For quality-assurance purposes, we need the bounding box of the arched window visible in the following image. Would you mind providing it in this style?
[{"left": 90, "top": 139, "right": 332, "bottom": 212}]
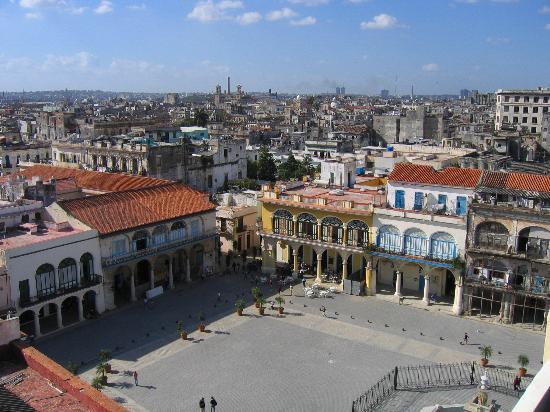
[
  {"left": 377, "top": 225, "right": 401, "bottom": 252},
  {"left": 404, "top": 228, "right": 428, "bottom": 257},
  {"left": 346, "top": 220, "right": 369, "bottom": 247},
  {"left": 475, "top": 222, "right": 509, "bottom": 251},
  {"left": 152, "top": 226, "right": 168, "bottom": 246},
  {"left": 273, "top": 209, "right": 293, "bottom": 236},
  {"left": 58, "top": 258, "right": 78, "bottom": 290},
  {"left": 430, "top": 232, "right": 457, "bottom": 260},
  {"left": 170, "top": 221, "right": 186, "bottom": 241},
  {"left": 36, "top": 264, "right": 56, "bottom": 297},
  {"left": 132, "top": 230, "right": 149, "bottom": 251},
  {"left": 321, "top": 217, "right": 343, "bottom": 244},
  {"left": 80, "top": 253, "right": 94, "bottom": 281},
  {"left": 517, "top": 226, "right": 550, "bottom": 259},
  {"left": 297, "top": 213, "right": 318, "bottom": 240}
]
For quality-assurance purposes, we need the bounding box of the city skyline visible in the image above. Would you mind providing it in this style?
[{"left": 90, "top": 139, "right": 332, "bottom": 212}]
[{"left": 0, "top": 0, "right": 549, "bottom": 94}]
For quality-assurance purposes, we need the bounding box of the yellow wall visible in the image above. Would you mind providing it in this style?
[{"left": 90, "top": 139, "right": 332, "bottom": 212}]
[{"left": 545, "top": 320, "right": 550, "bottom": 364}]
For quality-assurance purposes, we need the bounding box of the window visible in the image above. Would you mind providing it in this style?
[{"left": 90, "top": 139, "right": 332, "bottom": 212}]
[
  {"left": 532, "top": 127, "right": 537, "bottom": 133},
  {"left": 523, "top": 107, "right": 528, "bottom": 114},
  {"left": 19, "top": 280, "right": 30, "bottom": 304},
  {"left": 532, "top": 117, "right": 538, "bottom": 124},
  {"left": 395, "top": 190, "right": 405, "bottom": 209},
  {"left": 190, "top": 220, "right": 201, "bottom": 237},
  {"left": 413, "top": 192, "right": 423, "bottom": 211},
  {"left": 207, "top": 175, "right": 212, "bottom": 188},
  {"left": 36, "top": 264, "right": 56, "bottom": 297},
  {"left": 58, "top": 258, "right": 78, "bottom": 289},
  {"left": 534, "top": 97, "right": 539, "bottom": 103},
  {"left": 544, "top": 107, "right": 549, "bottom": 113},
  {"left": 514, "top": 106, "right": 519, "bottom": 113},
  {"left": 544, "top": 97, "right": 549, "bottom": 103},
  {"left": 533, "top": 107, "right": 539, "bottom": 113},
  {"left": 514, "top": 96, "right": 520, "bottom": 102},
  {"left": 224, "top": 149, "right": 228, "bottom": 158},
  {"left": 504, "top": 96, "right": 510, "bottom": 102},
  {"left": 522, "top": 117, "right": 528, "bottom": 124},
  {"left": 524, "top": 96, "right": 529, "bottom": 102},
  {"left": 513, "top": 117, "right": 518, "bottom": 123},
  {"left": 438, "top": 194, "right": 447, "bottom": 208},
  {"left": 456, "top": 196, "right": 467, "bottom": 216},
  {"left": 112, "top": 239, "right": 127, "bottom": 256},
  {"left": 503, "top": 116, "right": 509, "bottom": 123},
  {"left": 503, "top": 106, "right": 509, "bottom": 112}
]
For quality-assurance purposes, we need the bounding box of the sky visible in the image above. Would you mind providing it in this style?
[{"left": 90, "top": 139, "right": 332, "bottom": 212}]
[{"left": 0, "top": 0, "right": 549, "bottom": 95}]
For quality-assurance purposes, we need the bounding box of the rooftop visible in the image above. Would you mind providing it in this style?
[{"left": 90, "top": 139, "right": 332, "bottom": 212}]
[
  {"left": 0, "top": 224, "right": 84, "bottom": 251},
  {"left": 389, "top": 163, "right": 482, "bottom": 188}
]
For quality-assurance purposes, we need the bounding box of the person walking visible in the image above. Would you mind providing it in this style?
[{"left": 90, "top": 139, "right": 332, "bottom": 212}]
[
  {"left": 320, "top": 305, "right": 327, "bottom": 317},
  {"left": 210, "top": 396, "right": 217, "bottom": 411},
  {"left": 199, "top": 397, "right": 206, "bottom": 412},
  {"left": 513, "top": 375, "right": 521, "bottom": 391},
  {"left": 463, "top": 332, "right": 469, "bottom": 345},
  {"left": 289, "top": 284, "right": 293, "bottom": 296},
  {"left": 133, "top": 371, "right": 138, "bottom": 386},
  {"left": 302, "top": 277, "right": 306, "bottom": 288}
]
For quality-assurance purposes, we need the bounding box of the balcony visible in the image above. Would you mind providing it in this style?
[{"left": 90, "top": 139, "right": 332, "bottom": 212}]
[
  {"left": 469, "top": 235, "right": 550, "bottom": 262},
  {"left": 465, "top": 271, "right": 549, "bottom": 296},
  {"left": 102, "top": 230, "right": 218, "bottom": 268},
  {"left": 19, "top": 274, "right": 102, "bottom": 309},
  {"left": 375, "top": 233, "right": 459, "bottom": 261}
]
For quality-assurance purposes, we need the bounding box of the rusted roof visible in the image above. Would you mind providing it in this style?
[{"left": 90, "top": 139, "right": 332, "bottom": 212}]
[
  {"left": 59, "top": 183, "right": 216, "bottom": 235},
  {"left": 388, "top": 163, "right": 482, "bottom": 188},
  {"left": 21, "top": 165, "right": 169, "bottom": 193},
  {"left": 479, "top": 171, "right": 550, "bottom": 194}
]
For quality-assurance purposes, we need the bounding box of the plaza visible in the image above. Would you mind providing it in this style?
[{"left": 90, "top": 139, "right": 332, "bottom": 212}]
[{"left": 35, "top": 275, "right": 544, "bottom": 412}]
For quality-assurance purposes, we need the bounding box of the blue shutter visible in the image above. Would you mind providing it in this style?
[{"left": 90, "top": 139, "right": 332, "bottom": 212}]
[
  {"left": 414, "top": 192, "right": 423, "bottom": 211},
  {"left": 395, "top": 190, "right": 405, "bottom": 209},
  {"left": 456, "top": 196, "right": 467, "bottom": 215},
  {"left": 438, "top": 194, "right": 447, "bottom": 206}
]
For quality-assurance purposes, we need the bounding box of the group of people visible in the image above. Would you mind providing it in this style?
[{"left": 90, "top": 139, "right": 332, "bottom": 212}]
[{"left": 199, "top": 396, "right": 217, "bottom": 411}]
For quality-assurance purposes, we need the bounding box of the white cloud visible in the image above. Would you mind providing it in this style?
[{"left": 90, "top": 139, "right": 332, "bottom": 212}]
[
  {"left": 266, "top": 8, "right": 296, "bottom": 21},
  {"left": 0, "top": 55, "right": 33, "bottom": 72},
  {"left": 236, "top": 11, "right": 261, "bottom": 25},
  {"left": 187, "top": 0, "right": 243, "bottom": 22},
  {"left": 288, "top": 0, "right": 328, "bottom": 5},
  {"left": 109, "top": 58, "right": 165, "bottom": 74},
  {"left": 422, "top": 63, "right": 439, "bottom": 72},
  {"left": 347, "top": 0, "right": 370, "bottom": 3},
  {"left": 486, "top": 36, "right": 510, "bottom": 45},
  {"left": 290, "top": 16, "right": 316, "bottom": 26},
  {"left": 360, "top": 14, "right": 401, "bottom": 30},
  {"left": 25, "top": 11, "right": 42, "bottom": 19},
  {"left": 545, "top": 23, "right": 550, "bottom": 30},
  {"left": 19, "top": 0, "right": 65, "bottom": 8},
  {"left": 540, "top": 6, "right": 550, "bottom": 14},
  {"left": 42, "top": 51, "right": 95, "bottom": 71},
  {"left": 127, "top": 3, "right": 146, "bottom": 11},
  {"left": 94, "top": 0, "right": 113, "bottom": 14}
]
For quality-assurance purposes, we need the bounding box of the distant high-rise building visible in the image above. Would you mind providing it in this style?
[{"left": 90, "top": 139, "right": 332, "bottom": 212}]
[
  {"left": 341, "top": 86, "right": 345, "bottom": 95},
  {"left": 335, "top": 87, "right": 341, "bottom": 96},
  {"left": 164, "top": 93, "right": 179, "bottom": 105},
  {"left": 460, "top": 89, "right": 471, "bottom": 99},
  {"left": 381, "top": 89, "right": 389, "bottom": 98},
  {"left": 227, "top": 77, "right": 231, "bottom": 95}
]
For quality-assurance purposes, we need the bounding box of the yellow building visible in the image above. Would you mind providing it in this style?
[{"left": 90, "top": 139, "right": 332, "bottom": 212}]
[{"left": 258, "top": 181, "right": 385, "bottom": 295}]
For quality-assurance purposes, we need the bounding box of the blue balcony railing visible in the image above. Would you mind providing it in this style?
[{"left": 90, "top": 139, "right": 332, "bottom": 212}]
[{"left": 376, "top": 233, "right": 457, "bottom": 260}]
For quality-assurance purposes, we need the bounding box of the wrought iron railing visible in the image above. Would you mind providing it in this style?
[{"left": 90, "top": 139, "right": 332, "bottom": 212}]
[{"left": 376, "top": 233, "right": 458, "bottom": 260}]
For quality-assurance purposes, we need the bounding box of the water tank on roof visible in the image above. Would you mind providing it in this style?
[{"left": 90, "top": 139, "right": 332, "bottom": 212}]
[{"left": 387, "top": 146, "right": 394, "bottom": 152}]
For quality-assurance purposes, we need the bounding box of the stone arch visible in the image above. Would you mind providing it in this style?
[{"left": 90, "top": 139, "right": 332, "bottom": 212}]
[
  {"left": 58, "top": 258, "right": 78, "bottom": 290},
  {"left": 400, "top": 261, "right": 425, "bottom": 293},
  {"left": 403, "top": 228, "right": 428, "bottom": 257},
  {"left": 61, "top": 295, "right": 79, "bottom": 327},
  {"left": 153, "top": 254, "right": 171, "bottom": 287},
  {"left": 113, "top": 265, "right": 133, "bottom": 306},
  {"left": 273, "top": 209, "right": 293, "bottom": 235},
  {"left": 377, "top": 225, "right": 401, "bottom": 252},
  {"left": 82, "top": 290, "right": 98, "bottom": 317},
  {"left": 190, "top": 245, "right": 204, "bottom": 280},
  {"left": 320, "top": 216, "right": 344, "bottom": 244},
  {"left": 430, "top": 232, "right": 457, "bottom": 260},
  {"left": 38, "top": 302, "right": 58, "bottom": 334},
  {"left": 475, "top": 221, "right": 509, "bottom": 251},
  {"left": 80, "top": 253, "right": 94, "bottom": 281},
  {"left": 19, "top": 310, "right": 36, "bottom": 337},
  {"left": 35, "top": 263, "right": 56, "bottom": 298},
  {"left": 297, "top": 213, "right": 318, "bottom": 240},
  {"left": 152, "top": 225, "right": 169, "bottom": 246},
  {"left": 517, "top": 226, "right": 550, "bottom": 258},
  {"left": 170, "top": 221, "right": 186, "bottom": 241},
  {"left": 173, "top": 248, "right": 188, "bottom": 282},
  {"left": 346, "top": 219, "right": 369, "bottom": 247},
  {"left": 135, "top": 259, "right": 151, "bottom": 286}
]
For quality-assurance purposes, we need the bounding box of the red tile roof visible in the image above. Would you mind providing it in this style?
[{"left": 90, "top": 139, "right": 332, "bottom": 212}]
[
  {"left": 21, "top": 165, "right": 169, "bottom": 193},
  {"left": 59, "top": 183, "right": 216, "bottom": 235},
  {"left": 388, "top": 163, "right": 482, "bottom": 188},
  {"left": 481, "top": 171, "right": 550, "bottom": 194}
]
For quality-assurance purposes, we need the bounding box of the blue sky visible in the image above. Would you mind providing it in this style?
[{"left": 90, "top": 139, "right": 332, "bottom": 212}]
[{"left": 0, "top": 0, "right": 549, "bottom": 94}]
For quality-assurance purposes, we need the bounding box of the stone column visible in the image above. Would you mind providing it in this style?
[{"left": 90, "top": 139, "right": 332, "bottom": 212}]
[
  {"left": 453, "top": 280, "right": 464, "bottom": 315},
  {"left": 186, "top": 257, "right": 191, "bottom": 283},
  {"left": 316, "top": 253, "right": 323, "bottom": 283},
  {"left": 130, "top": 274, "right": 136, "bottom": 302},
  {"left": 149, "top": 265, "right": 155, "bottom": 290},
  {"left": 423, "top": 275, "right": 431, "bottom": 305},
  {"left": 293, "top": 218, "right": 298, "bottom": 237},
  {"left": 33, "top": 312, "right": 41, "bottom": 337},
  {"left": 342, "top": 256, "right": 348, "bottom": 281},
  {"left": 316, "top": 224, "right": 321, "bottom": 241},
  {"left": 77, "top": 297, "right": 84, "bottom": 322},
  {"left": 342, "top": 224, "right": 348, "bottom": 246},
  {"left": 502, "top": 293, "right": 512, "bottom": 324},
  {"left": 394, "top": 270, "right": 402, "bottom": 297},
  {"left": 365, "top": 261, "right": 376, "bottom": 296},
  {"left": 56, "top": 304, "right": 63, "bottom": 329},
  {"left": 168, "top": 257, "right": 174, "bottom": 289},
  {"left": 293, "top": 249, "right": 299, "bottom": 274}
]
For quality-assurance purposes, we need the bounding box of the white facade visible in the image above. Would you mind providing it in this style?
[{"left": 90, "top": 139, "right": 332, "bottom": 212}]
[
  {"left": 495, "top": 88, "right": 550, "bottom": 133},
  {"left": 319, "top": 159, "right": 356, "bottom": 188}
]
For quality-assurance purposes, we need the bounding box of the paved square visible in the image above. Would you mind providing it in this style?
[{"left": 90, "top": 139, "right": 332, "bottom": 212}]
[{"left": 35, "top": 276, "right": 544, "bottom": 411}]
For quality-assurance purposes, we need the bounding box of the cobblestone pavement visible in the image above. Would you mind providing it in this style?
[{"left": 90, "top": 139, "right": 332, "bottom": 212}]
[{"left": 35, "top": 275, "right": 544, "bottom": 412}]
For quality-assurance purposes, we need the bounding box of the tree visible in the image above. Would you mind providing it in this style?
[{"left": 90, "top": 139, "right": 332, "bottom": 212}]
[
  {"left": 194, "top": 109, "right": 209, "bottom": 127},
  {"left": 247, "top": 159, "right": 258, "bottom": 179},
  {"left": 278, "top": 153, "right": 302, "bottom": 181},
  {"left": 257, "top": 146, "right": 277, "bottom": 181},
  {"left": 301, "top": 154, "right": 316, "bottom": 178}
]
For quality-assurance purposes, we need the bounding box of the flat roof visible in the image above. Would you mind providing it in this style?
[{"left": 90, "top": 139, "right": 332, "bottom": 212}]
[{"left": 0, "top": 225, "right": 85, "bottom": 251}]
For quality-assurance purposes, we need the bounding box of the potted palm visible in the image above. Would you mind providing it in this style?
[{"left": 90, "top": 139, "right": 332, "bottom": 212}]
[
  {"left": 517, "top": 354, "right": 529, "bottom": 377},
  {"left": 198, "top": 312, "right": 206, "bottom": 332},
  {"left": 235, "top": 299, "right": 246, "bottom": 316},
  {"left": 95, "top": 362, "right": 109, "bottom": 385},
  {"left": 91, "top": 376, "right": 104, "bottom": 391},
  {"left": 275, "top": 296, "right": 285, "bottom": 315},
  {"left": 99, "top": 349, "right": 112, "bottom": 373},
  {"left": 176, "top": 321, "right": 187, "bottom": 340},
  {"left": 257, "top": 296, "right": 267, "bottom": 315},
  {"left": 251, "top": 287, "right": 262, "bottom": 308},
  {"left": 479, "top": 345, "right": 492, "bottom": 367}
]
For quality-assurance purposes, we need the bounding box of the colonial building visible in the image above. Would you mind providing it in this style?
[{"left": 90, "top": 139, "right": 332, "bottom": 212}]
[
  {"left": 258, "top": 180, "right": 386, "bottom": 294},
  {"left": 371, "top": 163, "right": 482, "bottom": 314},
  {"left": 464, "top": 170, "right": 550, "bottom": 327},
  {"left": 495, "top": 87, "right": 550, "bottom": 134}
]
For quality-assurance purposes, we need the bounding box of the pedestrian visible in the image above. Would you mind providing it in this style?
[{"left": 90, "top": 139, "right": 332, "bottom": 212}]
[
  {"left": 320, "top": 305, "right": 327, "bottom": 317},
  {"left": 210, "top": 396, "right": 217, "bottom": 411},
  {"left": 302, "top": 278, "right": 306, "bottom": 288},
  {"left": 463, "top": 332, "right": 469, "bottom": 345},
  {"left": 232, "top": 262, "right": 236, "bottom": 273},
  {"left": 133, "top": 371, "right": 138, "bottom": 386},
  {"left": 289, "top": 284, "right": 293, "bottom": 296},
  {"left": 278, "top": 285, "right": 282, "bottom": 295},
  {"left": 269, "top": 277, "right": 272, "bottom": 287},
  {"left": 513, "top": 375, "right": 521, "bottom": 391},
  {"left": 199, "top": 397, "right": 206, "bottom": 412},
  {"left": 217, "top": 292, "right": 221, "bottom": 302}
]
